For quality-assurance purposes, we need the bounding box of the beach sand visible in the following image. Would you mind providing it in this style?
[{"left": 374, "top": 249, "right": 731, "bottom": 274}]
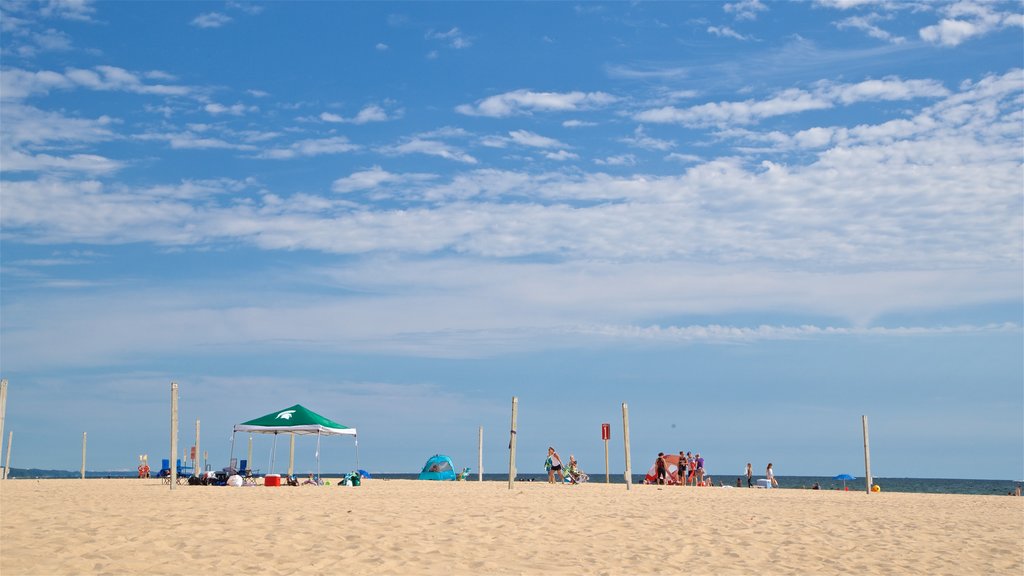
[{"left": 1, "top": 478, "right": 1021, "bottom": 575}]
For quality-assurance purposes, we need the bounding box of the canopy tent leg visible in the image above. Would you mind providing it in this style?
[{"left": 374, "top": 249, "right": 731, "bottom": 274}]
[
  {"left": 229, "top": 432, "right": 236, "bottom": 473},
  {"left": 315, "top": 431, "right": 321, "bottom": 481},
  {"left": 354, "top": 435, "right": 360, "bottom": 471},
  {"left": 270, "top": 432, "right": 278, "bottom": 474}
]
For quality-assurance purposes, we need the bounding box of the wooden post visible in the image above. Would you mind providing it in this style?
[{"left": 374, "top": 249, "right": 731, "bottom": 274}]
[
  {"left": 622, "top": 403, "right": 632, "bottom": 490},
  {"left": 0, "top": 379, "right": 7, "bottom": 480},
  {"left": 170, "top": 382, "right": 178, "bottom": 490},
  {"left": 478, "top": 426, "right": 483, "bottom": 482},
  {"left": 508, "top": 397, "right": 518, "bottom": 490},
  {"left": 862, "top": 415, "right": 872, "bottom": 493},
  {"left": 80, "top": 432, "right": 87, "bottom": 480},
  {"left": 3, "top": 431, "right": 12, "bottom": 480},
  {"left": 288, "top": 434, "right": 295, "bottom": 477},
  {"left": 194, "top": 419, "right": 200, "bottom": 475},
  {"left": 604, "top": 437, "right": 610, "bottom": 484}
]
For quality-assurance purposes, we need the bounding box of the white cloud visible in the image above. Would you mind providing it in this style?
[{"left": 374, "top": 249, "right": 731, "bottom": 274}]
[
  {"left": 191, "top": 12, "right": 232, "bottom": 28},
  {"left": 0, "top": 148, "right": 123, "bottom": 174},
  {"left": 620, "top": 126, "right": 675, "bottom": 151},
  {"left": 205, "top": 102, "right": 259, "bottom": 116},
  {"left": 319, "top": 104, "right": 392, "bottom": 124},
  {"left": 426, "top": 27, "right": 472, "bottom": 49},
  {"left": 381, "top": 138, "right": 478, "bottom": 164},
  {"left": 576, "top": 321, "right": 1018, "bottom": 343},
  {"left": 635, "top": 76, "right": 949, "bottom": 126},
  {"left": 594, "top": 154, "right": 637, "bottom": 167},
  {"left": 835, "top": 14, "right": 905, "bottom": 43},
  {"left": 258, "top": 136, "right": 360, "bottom": 159},
  {"left": 0, "top": 66, "right": 191, "bottom": 101},
  {"left": 456, "top": 89, "right": 618, "bottom": 117},
  {"left": 544, "top": 150, "right": 579, "bottom": 161},
  {"left": 3, "top": 71, "right": 1020, "bottom": 309},
  {"left": 38, "top": 0, "right": 96, "bottom": 21},
  {"left": 331, "top": 166, "right": 437, "bottom": 194},
  {"left": 376, "top": 42, "right": 389, "bottom": 51},
  {"left": 507, "top": 130, "right": 567, "bottom": 149},
  {"left": 919, "top": 1, "right": 1022, "bottom": 46},
  {"left": 605, "top": 64, "right": 689, "bottom": 80},
  {"left": 562, "top": 120, "right": 597, "bottom": 128},
  {"left": 724, "top": 0, "right": 768, "bottom": 20},
  {"left": 708, "top": 25, "right": 750, "bottom": 40}
]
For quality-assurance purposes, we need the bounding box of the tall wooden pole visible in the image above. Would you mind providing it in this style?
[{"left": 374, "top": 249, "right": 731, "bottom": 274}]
[
  {"left": 604, "top": 437, "right": 610, "bottom": 484},
  {"left": 508, "top": 397, "right": 518, "bottom": 490},
  {"left": 622, "top": 403, "right": 632, "bottom": 490},
  {"left": 478, "top": 426, "right": 483, "bottom": 482},
  {"left": 0, "top": 379, "right": 7, "bottom": 480},
  {"left": 862, "top": 415, "right": 872, "bottom": 493},
  {"left": 4, "top": 431, "right": 12, "bottom": 480},
  {"left": 80, "top": 432, "right": 87, "bottom": 479},
  {"left": 247, "top": 436, "right": 253, "bottom": 472},
  {"left": 170, "top": 382, "right": 178, "bottom": 490},
  {"left": 194, "top": 419, "right": 201, "bottom": 476}
]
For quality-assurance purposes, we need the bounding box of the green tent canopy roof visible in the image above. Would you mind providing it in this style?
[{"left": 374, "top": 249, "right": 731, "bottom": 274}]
[{"left": 233, "top": 404, "right": 356, "bottom": 436}]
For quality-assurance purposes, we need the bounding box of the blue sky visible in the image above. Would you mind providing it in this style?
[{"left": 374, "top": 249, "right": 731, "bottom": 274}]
[{"left": 1, "top": 0, "right": 1021, "bottom": 480}]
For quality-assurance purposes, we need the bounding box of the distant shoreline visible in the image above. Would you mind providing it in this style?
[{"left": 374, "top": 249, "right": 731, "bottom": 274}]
[{"left": 4, "top": 469, "right": 1019, "bottom": 496}]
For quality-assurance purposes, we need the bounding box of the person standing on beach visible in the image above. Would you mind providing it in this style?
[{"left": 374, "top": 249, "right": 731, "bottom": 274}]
[
  {"left": 696, "top": 453, "right": 705, "bottom": 486},
  {"left": 655, "top": 452, "right": 668, "bottom": 485},
  {"left": 678, "top": 451, "right": 687, "bottom": 486},
  {"left": 746, "top": 463, "right": 753, "bottom": 487},
  {"left": 766, "top": 463, "right": 778, "bottom": 487},
  {"left": 686, "top": 452, "right": 696, "bottom": 486},
  {"left": 545, "top": 447, "right": 564, "bottom": 484}
]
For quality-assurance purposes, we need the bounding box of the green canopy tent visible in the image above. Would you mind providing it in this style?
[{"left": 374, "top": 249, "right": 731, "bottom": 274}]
[{"left": 230, "top": 404, "right": 357, "bottom": 480}]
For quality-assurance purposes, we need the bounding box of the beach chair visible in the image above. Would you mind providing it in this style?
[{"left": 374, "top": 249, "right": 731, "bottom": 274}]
[
  {"left": 159, "top": 459, "right": 172, "bottom": 484},
  {"left": 175, "top": 459, "right": 193, "bottom": 484},
  {"left": 238, "top": 459, "right": 258, "bottom": 485}
]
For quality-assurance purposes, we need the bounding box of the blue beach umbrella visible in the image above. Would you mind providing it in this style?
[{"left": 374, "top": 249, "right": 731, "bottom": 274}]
[{"left": 833, "top": 473, "right": 855, "bottom": 489}]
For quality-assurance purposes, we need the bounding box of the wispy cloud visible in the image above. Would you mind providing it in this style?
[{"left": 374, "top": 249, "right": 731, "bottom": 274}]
[
  {"left": 191, "top": 12, "right": 232, "bottom": 29},
  {"left": 205, "top": 102, "right": 259, "bottom": 116},
  {"left": 708, "top": 25, "right": 751, "bottom": 41},
  {"left": 456, "top": 89, "right": 618, "bottom": 117},
  {"left": 724, "top": 0, "right": 768, "bottom": 21},
  {"left": 575, "top": 322, "right": 1020, "bottom": 343},
  {"left": 320, "top": 104, "right": 393, "bottom": 124},
  {"left": 331, "top": 166, "right": 437, "bottom": 194},
  {"left": 426, "top": 27, "right": 472, "bottom": 49},
  {"left": 380, "top": 138, "right": 477, "bottom": 164},
  {"left": 835, "top": 14, "right": 905, "bottom": 44},
  {"left": 1, "top": 66, "right": 191, "bottom": 101},
  {"left": 635, "top": 76, "right": 949, "bottom": 126},
  {"left": 257, "top": 136, "right": 360, "bottom": 159}
]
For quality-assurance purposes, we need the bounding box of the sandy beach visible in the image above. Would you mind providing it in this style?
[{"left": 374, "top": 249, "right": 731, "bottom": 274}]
[{"left": 1, "top": 478, "right": 1021, "bottom": 575}]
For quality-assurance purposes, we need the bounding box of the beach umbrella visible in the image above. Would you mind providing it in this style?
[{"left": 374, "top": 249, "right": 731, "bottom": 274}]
[{"left": 833, "top": 473, "right": 855, "bottom": 489}]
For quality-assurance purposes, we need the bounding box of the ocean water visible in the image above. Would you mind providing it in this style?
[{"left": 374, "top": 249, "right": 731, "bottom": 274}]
[
  {"left": 345, "top": 473, "right": 1021, "bottom": 496},
  {"left": 8, "top": 469, "right": 1021, "bottom": 496}
]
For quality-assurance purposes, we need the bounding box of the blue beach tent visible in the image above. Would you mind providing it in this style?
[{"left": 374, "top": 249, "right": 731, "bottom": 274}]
[{"left": 418, "top": 454, "right": 456, "bottom": 481}]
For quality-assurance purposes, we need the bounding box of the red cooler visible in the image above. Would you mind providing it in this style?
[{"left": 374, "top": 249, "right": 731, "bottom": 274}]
[{"left": 264, "top": 474, "right": 281, "bottom": 487}]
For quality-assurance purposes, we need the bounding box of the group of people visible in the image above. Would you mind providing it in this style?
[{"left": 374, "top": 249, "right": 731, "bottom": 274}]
[
  {"left": 648, "top": 453, "right": 780, "bottom": 488},
  {"left": 652, "top": 451, "right": 712, "bottom": 486},
  {"left": 743, "top": 462, "right": 779, "bottom": 487},
  {"left": 545, "top": 447, "right": 587, "bottom": 484}
]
